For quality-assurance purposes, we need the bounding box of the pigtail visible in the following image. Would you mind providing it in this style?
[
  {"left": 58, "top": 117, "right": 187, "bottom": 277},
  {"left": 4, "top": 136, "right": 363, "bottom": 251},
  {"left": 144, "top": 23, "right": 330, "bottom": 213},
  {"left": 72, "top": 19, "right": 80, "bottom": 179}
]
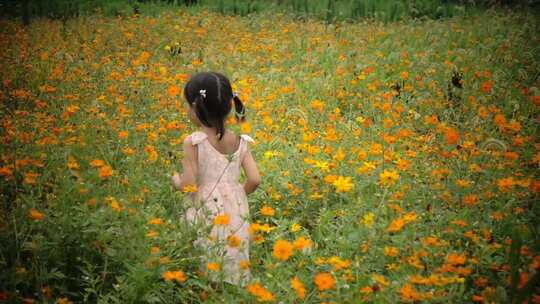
[
  {"left": 193, "top": 94, "right": 211, "bottom": 127},
  {"left": 233, "top": 94, "right": 246, "bottom": 123}
]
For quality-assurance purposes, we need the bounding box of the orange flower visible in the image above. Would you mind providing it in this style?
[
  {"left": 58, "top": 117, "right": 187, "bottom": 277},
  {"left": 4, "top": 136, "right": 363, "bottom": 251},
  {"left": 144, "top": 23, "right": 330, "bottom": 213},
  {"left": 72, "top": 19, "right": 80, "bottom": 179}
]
[
  {"left": 291, "top": 276, "right": 306, "bottom": 299},
  {"left": 400, "top": 283, "right": 432, "bottom": 301},
  {"left": 272, "top": 239, "right": 294, "bottom": 261},
  {"left": 446, "top": 252, "right": 467, "bottom": 265},
  {"left": 481, "top": 80, "right": 493, "bottom": 93},
  {"left": 497, "top": 177, "right": 514, "bottom": 192},
  {"left": 162, "top": 270, "right": 187, "bottom": 283},
  {"left": 314, "top": 272, "right": 335, "bottom": 291},
  {"left": 167, "top": 85, "right": 180, "bottom": 97},
  {"left": 246, "top": 282, "right": 274, "bottom": 302},
  {"left": 240, "top": 122, "right": 252, "bottom": 133},
  {"left": 463, "top": 194, "right": 479, "bottom": 206},
  {"left": 98, "top": 165, "right": 113, "bottom": 179},
  {"left": 28, "top": 208, "right": 45, "bottom": 221},
  {"left": 67, "top": 156, "right": 79, "bottom": 170},
  {"left": 23, "top": 172, "right": 39, "bottom": 185},
  {"left": 227, "top": 234, "right": 241, "bottom": 247},
  {"left": 90, "top": 159, "right": 105, "bottom": 167},
  {"left": 207, "top": 262, "right": 220, "bottom": 272},
  {"left": 239, "top": 260, "right": 250, "bottom": 269},
  {"left": 260, "top": 205, "right": 275, "bottom": 216},
  {"left": 118, "top": 131, "right": 128, "bottom": 139},
  {"left": 214, "top": 214, "right": 230, "bottom": 225},
  {"left": 293, "top": 236, "right": 313, "bottom": 251},
  {"left": 387, "top": 218, "right": 406, "bottom": 233},
  {"left": 493, "top": 114, "right": 506, "bottom": 126},
  {"left": 148, "top": 218, "right": 164, "bottom": 225},
  {"left": 444, "top": 127, "right": 460, "bottom": 145}
]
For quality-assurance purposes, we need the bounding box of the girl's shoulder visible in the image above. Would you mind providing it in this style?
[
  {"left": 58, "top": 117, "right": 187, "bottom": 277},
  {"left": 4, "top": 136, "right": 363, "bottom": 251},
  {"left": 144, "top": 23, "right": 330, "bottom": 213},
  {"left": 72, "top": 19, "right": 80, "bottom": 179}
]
[
  {"left": 187, "top": 131, "right": 208, "bottom": 145},
  {"left": 239, "top": 134, "right": 255, "bottom": 143},
  {"left": 229, "top": 131, "right": 255, "bottom": 143},
  {"left": 222, "top": 130, "right": 255, "bottom": 144},
  {"left": 186, "top": 130, "right": 255, "bottom": 146}
]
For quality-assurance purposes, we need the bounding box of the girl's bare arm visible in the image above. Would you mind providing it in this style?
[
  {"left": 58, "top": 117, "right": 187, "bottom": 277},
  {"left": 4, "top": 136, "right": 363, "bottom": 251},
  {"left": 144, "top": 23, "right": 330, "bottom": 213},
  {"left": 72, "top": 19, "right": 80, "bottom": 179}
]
[
  {"left": 241, "top": 145, "right": 261, "bottom": 195},
  {"left": 171, "top": 137, "right": 198, "bottom": 191}
]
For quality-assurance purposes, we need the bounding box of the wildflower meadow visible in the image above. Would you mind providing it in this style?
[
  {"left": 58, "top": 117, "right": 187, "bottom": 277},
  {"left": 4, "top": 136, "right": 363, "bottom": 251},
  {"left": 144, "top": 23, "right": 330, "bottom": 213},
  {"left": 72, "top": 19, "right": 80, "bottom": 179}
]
[{"left": 1, "top": 2, "right": 539, "bottom": 303}]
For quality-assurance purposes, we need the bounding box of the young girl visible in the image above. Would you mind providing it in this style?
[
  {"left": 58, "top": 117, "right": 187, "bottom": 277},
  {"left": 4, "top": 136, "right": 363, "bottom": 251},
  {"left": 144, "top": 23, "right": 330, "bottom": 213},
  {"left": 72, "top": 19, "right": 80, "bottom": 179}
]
[{"left": 170, "top": 71, "right": 261, "bottom": 288}]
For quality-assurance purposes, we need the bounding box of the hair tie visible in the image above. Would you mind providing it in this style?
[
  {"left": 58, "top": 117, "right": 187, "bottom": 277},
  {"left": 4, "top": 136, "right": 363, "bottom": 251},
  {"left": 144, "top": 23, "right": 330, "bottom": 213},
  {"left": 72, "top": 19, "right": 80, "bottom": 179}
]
[{"left": 199, "top": 89, "right": 206, "bottom": 99}]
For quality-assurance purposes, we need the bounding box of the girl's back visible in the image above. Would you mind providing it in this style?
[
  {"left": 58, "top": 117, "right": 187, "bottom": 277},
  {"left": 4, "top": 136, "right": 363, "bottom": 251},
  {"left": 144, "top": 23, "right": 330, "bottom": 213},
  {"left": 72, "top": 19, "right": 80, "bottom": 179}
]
[
  {"left": 171, "top": 71, "right": 260, "bottom": 287},
  {"left": 185, "top": 129, "right": 254, "bottom": 287}
]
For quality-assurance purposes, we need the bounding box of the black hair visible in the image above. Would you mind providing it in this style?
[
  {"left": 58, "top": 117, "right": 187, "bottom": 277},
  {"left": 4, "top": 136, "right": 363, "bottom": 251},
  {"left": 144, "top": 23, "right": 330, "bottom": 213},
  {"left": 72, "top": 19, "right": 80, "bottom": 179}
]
[{"left": 183, "top": 71, "right": 246, "bottom": 140}]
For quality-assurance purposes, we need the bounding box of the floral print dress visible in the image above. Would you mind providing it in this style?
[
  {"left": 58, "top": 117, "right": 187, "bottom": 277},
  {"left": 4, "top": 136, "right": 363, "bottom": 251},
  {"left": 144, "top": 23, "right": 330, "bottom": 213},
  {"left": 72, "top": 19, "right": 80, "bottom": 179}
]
[{"left": 183, "top": 131, "right": 254, "bottom": 287}]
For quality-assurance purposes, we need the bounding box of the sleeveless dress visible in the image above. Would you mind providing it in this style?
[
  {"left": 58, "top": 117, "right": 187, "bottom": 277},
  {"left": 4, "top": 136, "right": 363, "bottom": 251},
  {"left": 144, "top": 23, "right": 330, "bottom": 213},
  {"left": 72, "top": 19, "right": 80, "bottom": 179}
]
[{"left": 183, "top": 130, "right": 254, "bottom": 287}]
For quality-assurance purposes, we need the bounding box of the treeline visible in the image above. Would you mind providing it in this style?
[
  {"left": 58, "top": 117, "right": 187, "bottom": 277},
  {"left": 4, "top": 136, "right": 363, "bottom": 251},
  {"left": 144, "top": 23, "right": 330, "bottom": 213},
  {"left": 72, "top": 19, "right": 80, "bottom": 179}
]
[{"left": 1, "top": 0, "right": 539, "bottom": 24}]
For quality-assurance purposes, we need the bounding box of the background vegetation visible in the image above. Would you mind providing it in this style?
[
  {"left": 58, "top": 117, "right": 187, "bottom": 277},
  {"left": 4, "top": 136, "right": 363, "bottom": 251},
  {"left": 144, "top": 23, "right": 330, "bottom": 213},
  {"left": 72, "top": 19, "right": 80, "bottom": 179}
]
[
  {"left": 1, "top": 0, "right": 539, "bottom": 23},
  {"left": 1, "top": 1, "right": 539, "bottom": 304}
]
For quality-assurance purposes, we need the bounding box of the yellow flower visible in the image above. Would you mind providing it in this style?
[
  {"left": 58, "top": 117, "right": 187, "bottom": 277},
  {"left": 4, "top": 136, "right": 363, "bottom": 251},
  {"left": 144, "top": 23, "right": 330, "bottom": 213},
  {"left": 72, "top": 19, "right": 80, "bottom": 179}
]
[
  {"left": 332, "top": 176, "right": 354, "bottom": 193},
  {"left": 109, "top": 198, "right": 123, "bottom": 212},
  {"left": 67, "top": 156, "right": 79, "bottom": 170},
  {"left": 379, "top": 169, "right": 399, "bottom": 186},
  {"left": 290, "top": 223, "right": 302, "bottom": 232},
  {"left": 384, "top": 246, "right": 400, "bottom": 257},
  {"left": 272, "top": 239, "right": 294, "bottom": 261},
  {"left": 373, "top": 274, "right": 390, "bottom": 287},
  {"left": 182, "top": 184, "right": 198, "bottom": 193},
  {"left": 356, "top": 161, "right": 376, "bottom": 174},
  {"left": 314, "top": 160, "right": 330, "bottom": 171},
  {"left": 361, "top": 212, "right": 375, "bottom": 227},
  {"left": 214, "top": 214, "right": 230, "bottom": 226}
]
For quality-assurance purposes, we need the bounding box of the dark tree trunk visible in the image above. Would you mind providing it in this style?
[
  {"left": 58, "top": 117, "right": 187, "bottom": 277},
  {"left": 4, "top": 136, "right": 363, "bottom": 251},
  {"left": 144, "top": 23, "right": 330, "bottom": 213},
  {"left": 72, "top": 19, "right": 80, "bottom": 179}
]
[{"left": 22, "top": 0, "right": 30, "bottom": 26}]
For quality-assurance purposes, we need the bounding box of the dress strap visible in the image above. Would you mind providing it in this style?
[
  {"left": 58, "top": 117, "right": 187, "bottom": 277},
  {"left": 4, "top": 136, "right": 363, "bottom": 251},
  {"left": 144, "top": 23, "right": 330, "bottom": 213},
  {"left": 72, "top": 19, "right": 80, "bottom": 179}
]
[
  {"left": 238, "top": 134, "right": 254, "bottom": 160},
  {"left": 239, "top": 134, "right": 255, "bottom": 144},
  {"left": 190, "top": 131, "right": 208, "bottom": 145}
]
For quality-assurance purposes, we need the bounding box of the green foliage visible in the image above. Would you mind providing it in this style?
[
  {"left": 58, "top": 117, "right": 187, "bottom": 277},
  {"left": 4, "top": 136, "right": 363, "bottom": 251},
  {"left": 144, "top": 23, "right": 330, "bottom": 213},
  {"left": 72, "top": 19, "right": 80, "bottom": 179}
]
[
  {"left": 2, "top": 0, "right": 538, "bottom": 23},
  {"left": 0, "top": 5, "right": 539, "bottom": 303}
]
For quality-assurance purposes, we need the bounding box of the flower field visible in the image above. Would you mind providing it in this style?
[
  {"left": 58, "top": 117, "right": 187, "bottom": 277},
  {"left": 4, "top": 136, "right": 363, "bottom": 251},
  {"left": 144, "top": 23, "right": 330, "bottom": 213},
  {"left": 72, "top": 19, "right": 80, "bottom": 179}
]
[{"left": 1, "top": 6, "right": 539, "bottom": 303}]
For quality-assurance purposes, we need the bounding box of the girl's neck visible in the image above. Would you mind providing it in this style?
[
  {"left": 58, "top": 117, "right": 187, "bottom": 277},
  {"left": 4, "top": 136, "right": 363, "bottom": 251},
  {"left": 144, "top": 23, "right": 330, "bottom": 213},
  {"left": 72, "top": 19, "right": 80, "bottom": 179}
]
[{"left": 200, "top": 125, "right": 225, "bottom": 137}]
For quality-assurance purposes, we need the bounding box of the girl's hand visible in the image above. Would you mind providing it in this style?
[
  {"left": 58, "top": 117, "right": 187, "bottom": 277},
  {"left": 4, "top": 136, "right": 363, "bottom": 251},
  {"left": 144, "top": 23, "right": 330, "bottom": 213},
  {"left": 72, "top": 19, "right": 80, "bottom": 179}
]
[{"left": 171, "top": 171, "right": 182, "bottom": 190}]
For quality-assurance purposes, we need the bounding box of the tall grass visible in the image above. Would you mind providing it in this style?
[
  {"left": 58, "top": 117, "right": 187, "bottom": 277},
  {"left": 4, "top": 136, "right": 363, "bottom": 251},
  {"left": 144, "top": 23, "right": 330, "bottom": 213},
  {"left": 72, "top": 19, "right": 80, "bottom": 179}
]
[
  {"left": 199, "top": 0, "right": 466, "bottom": 22},
  {"left": 2, "top": 0, "right": 536, "bottom": 23}
]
